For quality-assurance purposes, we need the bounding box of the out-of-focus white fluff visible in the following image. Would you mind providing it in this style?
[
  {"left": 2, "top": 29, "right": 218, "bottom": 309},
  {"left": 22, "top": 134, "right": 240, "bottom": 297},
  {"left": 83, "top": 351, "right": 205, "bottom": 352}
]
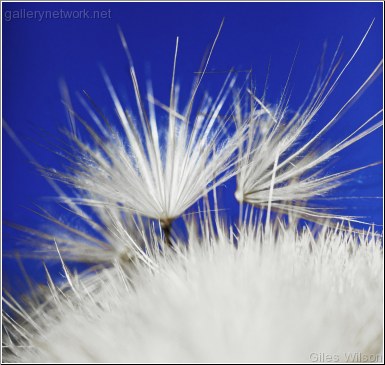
[{"left": 4, "top": 221, "right": 383, "bottom": 363}]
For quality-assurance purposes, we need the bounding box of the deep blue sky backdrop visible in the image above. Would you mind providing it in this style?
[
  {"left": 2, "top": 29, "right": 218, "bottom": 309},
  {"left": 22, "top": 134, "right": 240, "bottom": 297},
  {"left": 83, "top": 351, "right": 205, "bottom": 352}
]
[{"left": 2, "top": 1, "right": 383, "bottom": 293}]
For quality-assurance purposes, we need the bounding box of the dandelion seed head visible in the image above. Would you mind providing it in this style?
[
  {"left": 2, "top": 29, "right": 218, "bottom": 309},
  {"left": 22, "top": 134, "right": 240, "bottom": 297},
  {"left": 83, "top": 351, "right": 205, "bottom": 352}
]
[
  {"left": 3, "top": 221, "right": 383, "bottom": 363},
  {"left": 2, "top": 9, "right": 382, "bottom": 364}
]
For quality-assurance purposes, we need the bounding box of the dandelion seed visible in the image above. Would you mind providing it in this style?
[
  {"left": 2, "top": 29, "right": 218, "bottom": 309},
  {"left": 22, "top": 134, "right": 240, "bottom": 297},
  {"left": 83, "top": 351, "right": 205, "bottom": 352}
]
[
  {"left": 235, "top": 22, "right": 383, "bottom": 224},
  {"left": 46, "top": 23, "right": 243, "bottom": 244}
]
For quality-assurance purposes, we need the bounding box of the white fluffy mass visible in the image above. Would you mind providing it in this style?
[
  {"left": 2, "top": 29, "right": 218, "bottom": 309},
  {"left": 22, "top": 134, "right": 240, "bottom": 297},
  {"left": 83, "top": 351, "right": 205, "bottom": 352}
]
[{"left": 3, "top": 221, "right": 383, "bottom": 363}]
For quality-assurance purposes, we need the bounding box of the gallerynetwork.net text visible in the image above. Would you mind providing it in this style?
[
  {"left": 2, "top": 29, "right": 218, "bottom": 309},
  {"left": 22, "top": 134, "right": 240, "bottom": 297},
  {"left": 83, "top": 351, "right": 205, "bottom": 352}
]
[{"left": 4, "top": 9, "right": 112, "bottom": 22}]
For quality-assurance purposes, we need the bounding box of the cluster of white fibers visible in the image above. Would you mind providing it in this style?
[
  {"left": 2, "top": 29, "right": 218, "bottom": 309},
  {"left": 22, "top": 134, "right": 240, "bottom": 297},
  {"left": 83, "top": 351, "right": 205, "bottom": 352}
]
[
  {"left": 2, "top": 20, "right": 383, "bottom": 364},
  {"left": 3, "top": 220, "right": 383, "bottom": 363}
]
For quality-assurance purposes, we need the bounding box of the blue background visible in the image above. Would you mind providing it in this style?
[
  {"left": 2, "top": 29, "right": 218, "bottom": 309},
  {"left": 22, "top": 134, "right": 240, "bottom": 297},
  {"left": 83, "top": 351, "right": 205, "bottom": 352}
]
[{"left": 2, "top": 2, "right": 383, "bottom": 295}]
